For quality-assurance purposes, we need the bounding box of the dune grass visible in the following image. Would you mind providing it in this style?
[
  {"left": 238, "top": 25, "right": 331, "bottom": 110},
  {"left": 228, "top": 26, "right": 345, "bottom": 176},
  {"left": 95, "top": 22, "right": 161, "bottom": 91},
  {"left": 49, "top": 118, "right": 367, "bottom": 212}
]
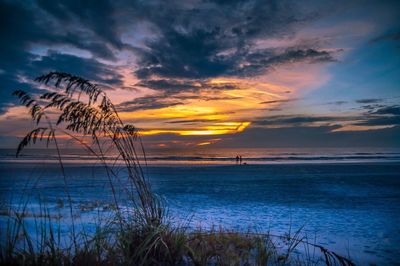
[{"left": 0, "top": 72, "right": 354, "bottom": 265}]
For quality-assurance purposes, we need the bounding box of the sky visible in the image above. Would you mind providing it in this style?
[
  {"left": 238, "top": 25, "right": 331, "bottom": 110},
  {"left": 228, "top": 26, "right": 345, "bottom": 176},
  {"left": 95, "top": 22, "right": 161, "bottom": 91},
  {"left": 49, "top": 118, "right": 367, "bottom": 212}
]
[{"left": 0, "top": 0, "right": 400, "bottom": 150}]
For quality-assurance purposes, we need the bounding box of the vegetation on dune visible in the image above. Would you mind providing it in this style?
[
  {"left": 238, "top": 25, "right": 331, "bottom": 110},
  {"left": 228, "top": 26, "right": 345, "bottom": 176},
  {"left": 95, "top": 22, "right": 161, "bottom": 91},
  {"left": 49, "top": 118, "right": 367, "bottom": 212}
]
[{"left": 0, "top": 72, "right": 354, "bottom": 265}]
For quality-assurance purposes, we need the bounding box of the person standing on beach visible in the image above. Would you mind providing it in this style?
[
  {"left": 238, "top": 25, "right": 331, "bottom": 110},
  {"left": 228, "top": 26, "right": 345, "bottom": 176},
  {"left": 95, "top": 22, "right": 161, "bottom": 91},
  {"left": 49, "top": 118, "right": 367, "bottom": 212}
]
[
  {"left": 239, "top": 155, "right": 243, "bottom": 165},
  {"left": 236, "top": 155, "right": 239, "bottom": 164}
]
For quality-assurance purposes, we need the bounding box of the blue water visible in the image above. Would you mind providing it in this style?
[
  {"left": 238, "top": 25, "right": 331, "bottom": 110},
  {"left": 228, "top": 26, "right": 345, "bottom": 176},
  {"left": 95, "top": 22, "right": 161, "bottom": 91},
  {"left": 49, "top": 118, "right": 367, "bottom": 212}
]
[
  {"left": 1, "top": 147, "right": 400, "bottom": 164},
  {"left": 1, "top": 161, "right": 400, "bottom": 264}
]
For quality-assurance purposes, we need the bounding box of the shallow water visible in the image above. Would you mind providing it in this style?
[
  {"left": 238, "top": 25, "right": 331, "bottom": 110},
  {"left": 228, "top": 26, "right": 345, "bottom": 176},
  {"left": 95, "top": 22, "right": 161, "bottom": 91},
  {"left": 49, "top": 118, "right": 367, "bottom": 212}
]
[{"left": 1, "top": 162, "right": 400, "bottom": 265}]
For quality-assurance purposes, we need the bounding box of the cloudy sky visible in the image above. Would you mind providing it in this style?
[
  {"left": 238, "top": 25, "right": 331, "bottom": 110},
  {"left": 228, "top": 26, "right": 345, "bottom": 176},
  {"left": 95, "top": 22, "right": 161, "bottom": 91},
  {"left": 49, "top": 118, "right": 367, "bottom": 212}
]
[{"left": 0, "top": 0, "right": 399, "bottom": 149}]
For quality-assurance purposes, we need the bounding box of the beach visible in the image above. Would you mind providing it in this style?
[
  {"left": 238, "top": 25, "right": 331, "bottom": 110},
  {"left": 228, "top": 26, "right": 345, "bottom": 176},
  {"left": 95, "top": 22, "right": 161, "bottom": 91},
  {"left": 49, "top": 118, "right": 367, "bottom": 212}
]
[{"left": 1, "top": 159, "right": 399, "bottom": 265}]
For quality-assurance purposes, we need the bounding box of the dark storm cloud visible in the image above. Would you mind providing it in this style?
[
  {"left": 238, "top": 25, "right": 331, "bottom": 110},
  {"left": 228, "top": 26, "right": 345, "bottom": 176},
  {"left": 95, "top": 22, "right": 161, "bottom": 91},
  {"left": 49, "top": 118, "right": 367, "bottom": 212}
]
[
  {"left": 254, "top": 104, "right": 400, "bottom": 128},
  {"left": 0, "top": 0, "right": 337, "bottom": 113},
  {"left": 136, "top": 79, "right": 201, "bottom": 94},
  {"left": 0, "top": 69, "right": 40, "bottom": 114},
  {"left": 0, "top": 0, "right": 127, "bottom": 113},
  {"left": 372, "top": 105, "right": 400, "bottom": 115},
  {"left": 38, "top": 0, "right": 119, "bottom": 41},
  {"left": 233, "top": 48, "right": 335, "bottom": 77},
  {"left": 355, "top": 98, "right": 382, "bottom": 104},
  {"left": 134, "top": 37, "right": 336, "bottom": 80},
  {"left": 360, "top": 103, "right": 400, "bottom": 115},
  {"left": 356, "top": 116, "right": 400, "bottom": 126},
  {"left": 327, "top": 100, "right": 347, "bottom": 105},
  {"left": 0, "top": 1, "right": 43, "bottom": 113},
  {"left": 129, "top": 0, "right": 336, "bottom": 82},
  {"left": 0, "top": 50, "right": 122, "bottom": 114},
  {"left": 370, "top": 30, "right": 400, "bottom": 43},
  {"left": 136, "top": 79, "right": 240, "bottom": 95},
  {"left": 0, "top": 0, "right": 121, "bottom": 63},
  {"left": 173, "top": 95, "right": 242, "bottom": 101},
  {"left": 359, "top": 104, "right": 386, "bottom": 112},
  {"left": 253, "top": 115, "right": 352, "bottom": 126},
  {"left": 116, "top": 95, "right": 183, "bottom": 112},
  {"left": 354, "top": 105, "right": 400, "bottom": 126},
  {"left": 117, "top": 91, "right": 242, "bottom": 112},
  {"left": 30, "top": 52, "right": 124, "bottom": 86},
  {"left": 118, "top": 76, "right": 246, "bottom": 112}
]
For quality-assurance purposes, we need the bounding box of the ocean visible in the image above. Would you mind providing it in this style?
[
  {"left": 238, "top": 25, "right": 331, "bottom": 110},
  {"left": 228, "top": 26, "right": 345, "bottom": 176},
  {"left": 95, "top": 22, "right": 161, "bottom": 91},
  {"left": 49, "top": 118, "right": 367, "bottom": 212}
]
[{"left": 0, "top": 148, "right": 399, "bottom": 264}]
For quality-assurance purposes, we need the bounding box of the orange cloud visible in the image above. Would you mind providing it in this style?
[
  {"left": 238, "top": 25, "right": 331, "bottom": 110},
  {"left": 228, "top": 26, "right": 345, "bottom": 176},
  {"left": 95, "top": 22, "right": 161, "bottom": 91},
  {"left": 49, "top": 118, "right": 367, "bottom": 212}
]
[
  {"left": 140, "top": 122, "right": 251, "bottom": 136},
  {"left": 118, "top": 77, "right": 294, "bottom": 137}
]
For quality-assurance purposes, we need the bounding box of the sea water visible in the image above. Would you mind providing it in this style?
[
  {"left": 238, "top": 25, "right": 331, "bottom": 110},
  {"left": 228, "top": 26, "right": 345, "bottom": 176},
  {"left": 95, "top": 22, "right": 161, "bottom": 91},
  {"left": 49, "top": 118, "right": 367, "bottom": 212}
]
[{"left": 0, "top": 148, "right": 399, "bottom": 265}]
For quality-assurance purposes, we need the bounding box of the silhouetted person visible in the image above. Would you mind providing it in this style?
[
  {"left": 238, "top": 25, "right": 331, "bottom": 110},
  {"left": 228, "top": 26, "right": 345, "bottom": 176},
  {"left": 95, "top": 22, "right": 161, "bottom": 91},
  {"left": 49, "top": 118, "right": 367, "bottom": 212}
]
[
  {"left": 239, "top": 155, "right": 243, "bottom": 165},
  {"left": 236, "top": 155, "right": 239, "bottom": 164}
]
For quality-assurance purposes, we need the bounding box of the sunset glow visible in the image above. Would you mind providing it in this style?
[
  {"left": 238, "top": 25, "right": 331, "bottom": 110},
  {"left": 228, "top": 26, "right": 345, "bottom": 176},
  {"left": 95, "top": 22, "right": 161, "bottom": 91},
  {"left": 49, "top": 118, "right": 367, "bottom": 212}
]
[
  {"left": 0, "top": 0, "right": 398, "bottom": 149},
  {"left": 140, "top": 122, "right": 251, "bottom": 136}
]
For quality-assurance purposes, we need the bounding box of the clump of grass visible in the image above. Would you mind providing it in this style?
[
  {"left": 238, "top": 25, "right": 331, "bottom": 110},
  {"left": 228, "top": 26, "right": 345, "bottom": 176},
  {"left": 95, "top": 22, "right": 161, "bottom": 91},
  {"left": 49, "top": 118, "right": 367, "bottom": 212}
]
[{"left": 0, "top": 72, "right": 355, "bottom": 265}]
